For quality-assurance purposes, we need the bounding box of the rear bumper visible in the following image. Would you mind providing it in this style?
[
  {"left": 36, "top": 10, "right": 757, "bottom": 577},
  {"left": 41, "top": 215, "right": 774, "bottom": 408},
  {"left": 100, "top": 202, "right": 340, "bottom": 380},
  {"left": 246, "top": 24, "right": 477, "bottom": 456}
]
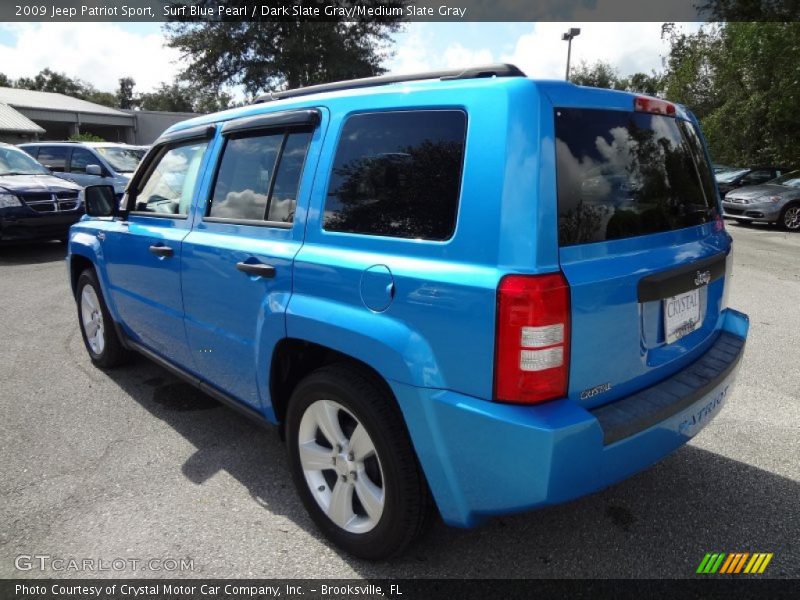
[{"left": 392, "top": 308, "right": 749, "bottom": 527}]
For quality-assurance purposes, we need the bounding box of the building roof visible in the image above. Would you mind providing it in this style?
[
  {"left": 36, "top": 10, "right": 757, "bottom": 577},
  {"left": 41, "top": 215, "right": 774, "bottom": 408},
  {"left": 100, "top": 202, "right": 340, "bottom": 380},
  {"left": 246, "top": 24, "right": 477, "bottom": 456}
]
[
  {"left": 0, "top": 87, "right": 129, "bottom": 117},
  {"left": 0, "top": 102, "right": 45, "bottom": 134}
]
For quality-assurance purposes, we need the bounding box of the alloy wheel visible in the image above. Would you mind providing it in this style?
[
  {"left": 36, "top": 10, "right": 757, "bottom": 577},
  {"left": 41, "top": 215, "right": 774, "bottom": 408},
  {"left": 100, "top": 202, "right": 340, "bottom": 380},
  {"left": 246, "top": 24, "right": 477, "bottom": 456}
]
[
  {"left": 80, "top": 285, "right": 105, "bottom": 355},
  {"left": 297, "top": 399, "right": 385, "bottom": 534}
]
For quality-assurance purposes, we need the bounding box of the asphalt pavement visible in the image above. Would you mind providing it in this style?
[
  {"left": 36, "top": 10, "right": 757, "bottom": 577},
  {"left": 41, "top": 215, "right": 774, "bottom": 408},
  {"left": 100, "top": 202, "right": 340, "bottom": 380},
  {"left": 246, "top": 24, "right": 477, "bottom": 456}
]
[{"left": 1, "top": 222, "right": 798, "bottom": 579}]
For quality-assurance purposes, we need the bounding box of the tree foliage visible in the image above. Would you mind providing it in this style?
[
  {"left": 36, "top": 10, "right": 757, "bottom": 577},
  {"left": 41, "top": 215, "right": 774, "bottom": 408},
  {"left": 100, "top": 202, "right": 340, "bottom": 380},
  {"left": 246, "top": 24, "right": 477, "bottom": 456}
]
[
  {"left": 117, "top": 77, "right": 136, "bottom": 109},
  {"left": 165, "top": 4, "right": 404, "bottom": 95},
  {"left": 570, "top": 61, "right": 663, "bottom": 95},
  {"left": 138, "top": 82, "right": 233, "bottom": 113},
  {"left": 662, "top": 22, "right": 800, "bottom": 167}
]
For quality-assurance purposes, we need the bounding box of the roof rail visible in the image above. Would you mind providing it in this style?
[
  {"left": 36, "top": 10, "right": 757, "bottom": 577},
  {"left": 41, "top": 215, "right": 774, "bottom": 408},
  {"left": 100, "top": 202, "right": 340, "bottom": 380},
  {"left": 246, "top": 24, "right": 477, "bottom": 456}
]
[{"left": 253, "top": 63, "right": 526, "bottom": 104}]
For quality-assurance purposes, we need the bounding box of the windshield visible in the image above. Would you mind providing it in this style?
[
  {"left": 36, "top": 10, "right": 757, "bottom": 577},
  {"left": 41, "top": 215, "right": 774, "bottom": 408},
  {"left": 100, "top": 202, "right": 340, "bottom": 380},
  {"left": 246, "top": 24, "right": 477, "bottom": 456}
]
[
  {"left": 716, "top": 169, "right": 748, "bottom": 183},
  {"left": 0, "top": 146, "right": 49, "bottom": 175},
  {"left": 555, "top": 109, "right": 717, "bottom": 246},
  {"left": 769, "top": 170, "right": 800, "bottom": 188},
  {"left": 95, "top": 146, "right": 147, "bottom": 173}
]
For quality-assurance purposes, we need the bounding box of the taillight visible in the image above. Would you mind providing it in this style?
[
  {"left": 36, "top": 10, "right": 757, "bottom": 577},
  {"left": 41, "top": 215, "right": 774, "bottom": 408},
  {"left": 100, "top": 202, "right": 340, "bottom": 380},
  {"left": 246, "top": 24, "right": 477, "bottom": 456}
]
[
  {"left": 494, "top": 273, "right": 571, "bottom": 404},
  {"left": 634, "top": 95, "right": 676, "bottom": 116}
]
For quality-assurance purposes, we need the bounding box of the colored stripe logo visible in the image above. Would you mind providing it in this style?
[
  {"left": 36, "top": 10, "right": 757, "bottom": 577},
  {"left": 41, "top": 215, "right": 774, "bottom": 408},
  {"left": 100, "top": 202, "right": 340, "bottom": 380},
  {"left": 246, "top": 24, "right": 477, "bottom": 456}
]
[{"left": 697, "top": 552, "right": 773, "bottom": 574}]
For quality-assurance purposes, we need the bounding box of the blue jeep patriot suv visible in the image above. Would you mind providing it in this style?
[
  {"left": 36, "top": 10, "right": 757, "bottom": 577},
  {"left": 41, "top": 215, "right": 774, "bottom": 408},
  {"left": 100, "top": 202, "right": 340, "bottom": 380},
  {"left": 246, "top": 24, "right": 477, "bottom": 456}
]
[{"left": 68, "top": 65, "right": 749, "bottom": 559}]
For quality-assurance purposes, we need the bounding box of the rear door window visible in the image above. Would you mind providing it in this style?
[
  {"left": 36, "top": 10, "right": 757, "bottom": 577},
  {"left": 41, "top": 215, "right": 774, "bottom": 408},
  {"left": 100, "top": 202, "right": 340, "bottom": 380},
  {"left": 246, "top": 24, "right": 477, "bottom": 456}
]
[
  {"left": 555, "top": 108, "right": 717, "bottom": 246},
  {"left": 37, "top": 146, "right": 68, "bottom": 172},
  {"left": 207, "top": 130, "right": 311, "bottom": 224},
  {"left": 323, "top": 110, "right": 467, "bottom": 241}
]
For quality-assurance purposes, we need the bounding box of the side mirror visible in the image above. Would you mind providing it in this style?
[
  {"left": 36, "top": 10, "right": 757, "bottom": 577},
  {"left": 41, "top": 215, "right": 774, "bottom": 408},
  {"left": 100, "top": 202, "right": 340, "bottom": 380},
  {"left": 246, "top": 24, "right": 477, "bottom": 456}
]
[
  {"left": 83, "top": 185, "right": 117, "bottom": 217},
  {"left": 85, "top": 164, "right": 103, "bottom": 176}
]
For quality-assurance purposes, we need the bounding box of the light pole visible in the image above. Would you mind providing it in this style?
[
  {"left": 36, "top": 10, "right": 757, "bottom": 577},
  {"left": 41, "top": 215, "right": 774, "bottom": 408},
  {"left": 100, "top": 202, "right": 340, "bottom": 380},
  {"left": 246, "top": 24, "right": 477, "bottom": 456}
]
[{"left": 562, "top": 28, "right": 581, "bottom": 81}]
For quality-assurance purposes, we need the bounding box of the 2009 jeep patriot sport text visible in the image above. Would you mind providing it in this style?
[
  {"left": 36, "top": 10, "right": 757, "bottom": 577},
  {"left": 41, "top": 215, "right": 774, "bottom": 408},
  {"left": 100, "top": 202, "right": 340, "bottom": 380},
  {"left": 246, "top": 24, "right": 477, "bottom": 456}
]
[{"left": 68, "top": 64, "right": 749, "bottom": 559}]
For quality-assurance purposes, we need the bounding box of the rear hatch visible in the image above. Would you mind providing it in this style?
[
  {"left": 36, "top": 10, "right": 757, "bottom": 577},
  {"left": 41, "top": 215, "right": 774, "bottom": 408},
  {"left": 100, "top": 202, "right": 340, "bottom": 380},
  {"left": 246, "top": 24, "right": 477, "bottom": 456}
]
[{"left": 551, "top": 92, "right": 730, "bottom": 409}]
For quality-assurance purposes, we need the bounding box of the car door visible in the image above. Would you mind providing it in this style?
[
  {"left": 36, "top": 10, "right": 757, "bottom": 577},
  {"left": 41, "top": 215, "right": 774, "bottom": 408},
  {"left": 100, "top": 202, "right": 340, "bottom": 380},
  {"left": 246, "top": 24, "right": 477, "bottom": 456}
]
[
  {"left": 36, "top": 146, "right": 69, "bottom": 177},
  {"left": 101, "top": 129, "right": 214, "bottom": 370},
  {"left": 181, "top": 109, "right": 323, "bottom": 410},
  {"left": 66, "top": 147, "right": 107, "bottom": 188}
]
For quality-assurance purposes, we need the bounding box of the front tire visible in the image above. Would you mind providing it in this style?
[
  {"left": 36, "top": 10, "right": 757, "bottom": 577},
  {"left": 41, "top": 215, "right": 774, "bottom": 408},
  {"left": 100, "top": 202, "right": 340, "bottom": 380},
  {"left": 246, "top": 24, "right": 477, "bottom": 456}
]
[
  {"left": 76, "top": 269, "right": 130, "bottom": 368},
  {"left": 285, "top": 364, "right": 432, "bottom": 559},
  {"left": 779, "top": 203, "right": 800, "bottom": 231}
]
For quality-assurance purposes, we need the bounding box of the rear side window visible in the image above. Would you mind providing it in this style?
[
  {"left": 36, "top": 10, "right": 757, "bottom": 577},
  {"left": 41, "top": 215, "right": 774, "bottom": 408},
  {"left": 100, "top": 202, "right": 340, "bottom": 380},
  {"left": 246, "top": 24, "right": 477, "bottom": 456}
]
[
  {"left": 208, "top": 130, "right": 311, "bottom": 223},
  {"left": 555, "top": 108, "right": 717, "bottom": 246},
  {"left": 38, "top": 147, "right": 67, "bottom": 172},
  {"left": 323, "top": 110, "right": 466, "bottom": 241}
]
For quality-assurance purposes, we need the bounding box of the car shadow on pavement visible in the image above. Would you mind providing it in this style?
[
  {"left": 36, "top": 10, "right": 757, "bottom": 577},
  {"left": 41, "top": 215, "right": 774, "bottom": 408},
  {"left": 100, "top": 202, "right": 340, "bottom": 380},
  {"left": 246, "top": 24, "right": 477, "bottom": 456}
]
[
  {"left": 0, "top": 241, "right": 67, "bottom": 265},
  {"left": 101, "top": 358, "right": 799, "bottom": 578}
]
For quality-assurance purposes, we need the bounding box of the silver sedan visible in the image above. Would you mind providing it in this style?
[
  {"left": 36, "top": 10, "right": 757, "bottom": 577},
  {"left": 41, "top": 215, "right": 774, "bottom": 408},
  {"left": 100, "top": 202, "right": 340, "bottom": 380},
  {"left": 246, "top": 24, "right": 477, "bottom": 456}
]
[{"left": 722, "top": 170, "right": 800, "bottom": 231}]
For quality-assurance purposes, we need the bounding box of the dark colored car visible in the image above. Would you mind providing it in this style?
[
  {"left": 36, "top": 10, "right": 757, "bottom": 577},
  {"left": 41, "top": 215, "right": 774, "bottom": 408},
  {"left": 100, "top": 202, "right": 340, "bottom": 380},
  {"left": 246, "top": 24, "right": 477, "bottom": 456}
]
[
  {"left": 716, "top": 166, "right": 790, "bottom": 196},
  {"left": 0, "top": 143, "right": 83, "bottom": 243}
]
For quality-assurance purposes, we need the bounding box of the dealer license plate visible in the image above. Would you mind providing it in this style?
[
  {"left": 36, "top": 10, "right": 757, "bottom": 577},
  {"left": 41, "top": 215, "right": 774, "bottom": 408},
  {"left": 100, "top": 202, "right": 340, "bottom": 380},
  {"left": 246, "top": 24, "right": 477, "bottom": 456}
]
[{"left": 664, "top": 288, "right": 702, "bottom": 344}]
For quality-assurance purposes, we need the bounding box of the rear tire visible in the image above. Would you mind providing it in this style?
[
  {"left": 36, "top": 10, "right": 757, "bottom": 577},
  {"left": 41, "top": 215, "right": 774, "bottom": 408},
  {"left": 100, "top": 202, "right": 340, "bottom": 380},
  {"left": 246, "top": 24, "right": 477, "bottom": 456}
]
[
  {"left": 285, "top": 364, "right": 432, "bottom": 559},
  {"left": 76, "top": 269, "right": 131, "bottom": 368},
  {"left": 778, "top": 203, "right": 800, "bottom": 231}
]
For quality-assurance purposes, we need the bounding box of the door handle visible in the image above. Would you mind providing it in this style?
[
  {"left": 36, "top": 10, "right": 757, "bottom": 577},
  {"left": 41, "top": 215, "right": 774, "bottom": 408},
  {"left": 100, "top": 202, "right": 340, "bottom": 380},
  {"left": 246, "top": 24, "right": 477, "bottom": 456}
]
[
  {"left": 236, "top": 261, "right": 276, "bottom": 278},
  {"left": 149, "top": 245, "right": 174, "bottom": 258}
]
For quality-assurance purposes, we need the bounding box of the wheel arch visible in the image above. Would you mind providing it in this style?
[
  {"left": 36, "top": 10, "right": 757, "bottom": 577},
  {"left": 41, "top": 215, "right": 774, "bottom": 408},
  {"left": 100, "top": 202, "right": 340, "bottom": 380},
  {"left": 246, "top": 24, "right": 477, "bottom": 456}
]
[{"left": 269, "top": 338, "right": 397, "bottom": 428}]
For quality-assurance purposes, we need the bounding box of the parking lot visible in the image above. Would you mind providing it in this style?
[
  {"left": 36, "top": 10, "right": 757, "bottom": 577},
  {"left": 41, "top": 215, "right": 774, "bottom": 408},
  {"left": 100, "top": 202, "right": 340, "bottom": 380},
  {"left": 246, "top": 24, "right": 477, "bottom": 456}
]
[{"left": 0, "top": 223, "right": 797, "bottom": 579}]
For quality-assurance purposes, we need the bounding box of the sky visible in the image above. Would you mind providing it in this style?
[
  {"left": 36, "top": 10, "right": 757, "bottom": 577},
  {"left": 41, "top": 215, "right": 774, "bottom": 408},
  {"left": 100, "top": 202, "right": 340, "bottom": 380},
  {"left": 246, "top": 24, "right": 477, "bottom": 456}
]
[{"left": 0, "top": 21, "right": 700, "bottom": 97}]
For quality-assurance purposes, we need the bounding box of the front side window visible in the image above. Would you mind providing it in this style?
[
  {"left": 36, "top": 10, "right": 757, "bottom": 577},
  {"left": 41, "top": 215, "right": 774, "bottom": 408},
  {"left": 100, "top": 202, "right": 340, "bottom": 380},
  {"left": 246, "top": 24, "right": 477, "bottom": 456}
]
[
  {"left": 69, "top": 148, "right": 100, "bottom": 174},
  {"left": 133, "top": 141, "right": 208, "bottom": 216},
  {"left": 555, "top": 108, "right": 717, "bottom": 246},
  {"left": 323, "top": 110, "right": 467, "bottom": 241},
  {"left": 208, "top": 130, "right": 311, "bottom": 223}
]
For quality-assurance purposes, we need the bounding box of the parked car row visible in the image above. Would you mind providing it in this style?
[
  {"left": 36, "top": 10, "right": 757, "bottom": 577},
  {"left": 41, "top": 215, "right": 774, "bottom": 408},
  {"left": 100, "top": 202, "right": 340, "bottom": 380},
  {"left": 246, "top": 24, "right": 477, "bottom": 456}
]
[
  {"left": 715, "top": 165, "right": 800, "bottom": 231},
  {"left": 0, "top": 141, "right": 147, "bottom": 244}
]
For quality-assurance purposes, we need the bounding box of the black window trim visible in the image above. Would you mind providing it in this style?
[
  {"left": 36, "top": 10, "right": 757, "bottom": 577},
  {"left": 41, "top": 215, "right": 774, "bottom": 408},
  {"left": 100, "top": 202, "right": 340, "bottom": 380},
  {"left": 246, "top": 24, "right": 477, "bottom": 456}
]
[
  {"left": 321, "top": 107, "right": 468, "bottom": 243},
  {"left": 202, "top": 117, "right": 315, "bottom": 228},
  {"left": 126, "top": 133, "right": 213, "bottom": 220},
  {"left": 220, "top": 108, "right": 320, "bottom": 135}
]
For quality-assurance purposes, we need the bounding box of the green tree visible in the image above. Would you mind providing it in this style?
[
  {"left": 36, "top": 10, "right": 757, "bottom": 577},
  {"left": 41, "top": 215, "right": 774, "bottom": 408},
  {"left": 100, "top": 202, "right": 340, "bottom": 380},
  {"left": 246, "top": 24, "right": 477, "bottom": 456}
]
[
  {"left": 15, "top": 68, "right": 84, "bottom": 96},
  {"left": 139, "top": 82, "right": 195, "bottom": 112},
  {"left": 69, "top": 132, "right": 106, "bottom": 142},
  {"left": 570, "top": 60, "right": 624, "bottom": 89},
  {"left": 117, "top": 77, "right": 136, "bottom": 109},
  {"left": 165, "top": 3, "right": 404, "bottom": 95},
  {"left": 138, "top": 82, "right": 232, "bottom": 113},
  {"left": 662, "top": 22, "right": 800, "bottom": 167},
  {"left": 0, "top": 73, "right": 11, "bottom": 87},
  {"left": 12, "top": 68, "right": 117, "bottom": 108}
]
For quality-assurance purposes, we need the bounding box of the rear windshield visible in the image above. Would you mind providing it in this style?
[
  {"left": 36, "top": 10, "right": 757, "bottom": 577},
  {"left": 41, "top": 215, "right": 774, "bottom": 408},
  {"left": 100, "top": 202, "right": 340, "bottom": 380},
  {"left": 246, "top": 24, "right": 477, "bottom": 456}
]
[{"left": 555, "top": 108, "right": 718, "bottom": 246}]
